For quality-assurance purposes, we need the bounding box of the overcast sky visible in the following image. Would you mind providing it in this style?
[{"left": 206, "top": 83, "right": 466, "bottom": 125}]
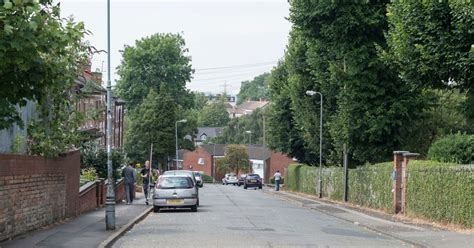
[{"left": 59, "top": 0, "right": 291, "bottom": 95}]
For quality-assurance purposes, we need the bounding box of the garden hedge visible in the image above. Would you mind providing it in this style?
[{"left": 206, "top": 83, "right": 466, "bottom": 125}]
[
  {"left": 287, "top": 161, "right": 473, "bottom": 228},
  {"left": 427, "top": 133, "right": 474, "bottom": 164}
]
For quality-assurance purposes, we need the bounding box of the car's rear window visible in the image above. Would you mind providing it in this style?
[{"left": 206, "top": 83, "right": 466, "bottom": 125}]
[
  {"left": 247, "top": 174, "right": 260, "bottom": 179},
  {"left": 194, "top": 172, "right": 201, "bottom": 177},
  {"left": 158, "top": 177, "right": 193, "bottom": 189}
]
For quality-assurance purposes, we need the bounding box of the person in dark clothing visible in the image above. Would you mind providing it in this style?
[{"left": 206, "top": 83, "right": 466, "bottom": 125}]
[
  {"left": 140, "top": 160, "right": 151, "bottom": 205},
  {"left": 122, "top": 163, "right": 136, "bottom": 204}
]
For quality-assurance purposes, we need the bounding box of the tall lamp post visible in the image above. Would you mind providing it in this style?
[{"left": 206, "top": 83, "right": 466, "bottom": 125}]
[
  {"left": 245, "top": 130, "right": 252, "bottom": 145},
  {"left": 306, "top": 90, "right": 323, "bottom": 198},
  {"left": 105, "top": 0, "right": 115, "bottom": 230},
  {"left": 175, "top": 119, "right": 187, "bottom": 170}
]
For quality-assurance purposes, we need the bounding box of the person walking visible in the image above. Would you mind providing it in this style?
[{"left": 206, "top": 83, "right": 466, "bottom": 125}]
[
  {"left": 122, "top": 163, "right": 136, "bottom": 204},
  {"left": 140, "top": 160, "right": 152, "bottom": 205},
  {"left": 274, "top": 170, "right": 281, "bottom": 191}
]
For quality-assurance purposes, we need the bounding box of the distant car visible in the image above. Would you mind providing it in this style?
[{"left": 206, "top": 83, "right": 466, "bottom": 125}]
[
  {"left": 163, "top": 170, "right": 199, "bottom": 206},
  {"left": 221, "top": 173, "right": 235, "bottom": 185},
  {"left": 222, "top": 173, "right": 238, "bottom": 185},
  {"left": 193, "top": 171, "right": 204, "bottom": 187},
  {"left": 237, "top": 174, "right": 247, "bottom": 186},
  {"left": 244, "top": 174, "right": 262, "bottom": 189},
  {"left": 153, "top": 175, "right": 198, "bottom": 213}
]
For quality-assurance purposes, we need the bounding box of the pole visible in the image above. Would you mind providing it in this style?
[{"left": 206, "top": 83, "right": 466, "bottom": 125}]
[
  {"left": 148, "top": 143, "right": 153, "bottom": 202},
  {"left": 175, "top": 121, "right": 179, "bottom": 170},
  {"left": 213, "top": 143, "right": 216, "bottom": 183},
  {"left": 317, "top": 92, "right": 323, "bottom": 198},
  {"left": 343, "top": 143, "right": 348, "bottom": 202},
  {"left": 105, "top": 0, "right": 115, "bottom": 230},
  {"left": 262, "top": 115, "right": 266, "bottom": 183}
]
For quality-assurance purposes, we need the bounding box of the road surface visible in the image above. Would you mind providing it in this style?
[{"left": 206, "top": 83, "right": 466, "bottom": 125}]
[{"left": 113, "top": 184, "right": 412, "bottom": 247}]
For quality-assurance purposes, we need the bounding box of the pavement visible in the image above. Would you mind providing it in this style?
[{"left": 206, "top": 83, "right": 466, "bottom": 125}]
[{"left": 0, "top": 192, "right": 151, "bottom": 248}]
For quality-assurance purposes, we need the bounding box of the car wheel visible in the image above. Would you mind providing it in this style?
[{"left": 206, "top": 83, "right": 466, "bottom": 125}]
[
  {"left": 153, "top": 206, "right": 160, "bottom": 213},
  {"left": 259, "top": 186, "right": 262, "bottom": 189},
  {"left": 191, "top": 204, "right": 198, "bottom": 212},
  {"left": 244, "top": 185, "right": 247, "bottom": 189},
  {"left": 197, "top": 198, "right": 200, "bottom": 206}
]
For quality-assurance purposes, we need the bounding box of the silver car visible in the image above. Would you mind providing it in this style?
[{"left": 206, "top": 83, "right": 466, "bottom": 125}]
[
  {"left": 163, "top": 170, "right": 200, "bottom": 205},
  {"left": 153, "top": 175, "right": 198, "bottom": 213}
]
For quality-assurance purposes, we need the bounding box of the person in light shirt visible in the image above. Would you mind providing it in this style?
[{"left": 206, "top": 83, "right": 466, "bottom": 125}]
[{"left": 274, "top": 170, "right": 281, "bottom": 191}]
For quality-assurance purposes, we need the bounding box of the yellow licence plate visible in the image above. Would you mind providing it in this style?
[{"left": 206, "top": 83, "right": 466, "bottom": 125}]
[
  {"left": 167, "top": 199, "right": 184, "bottom": 205},
  {"left": 250, "top": 180, "right": 256, "bottom": 183}
]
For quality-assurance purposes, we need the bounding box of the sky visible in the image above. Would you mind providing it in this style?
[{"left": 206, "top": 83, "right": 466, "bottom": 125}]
[{"left": 59, "top": 0, "right": 291, "bottom": 95}]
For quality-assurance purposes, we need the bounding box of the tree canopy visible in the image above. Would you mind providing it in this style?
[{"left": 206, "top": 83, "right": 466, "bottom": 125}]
[
  {"left": 198, "top": 98, "right": 230, "bottom": 127},
  {"left": 0, "top": 0, "right": 89, "bottom": 130},
  {"left": 236, "top": 73, "right": 270, "bottom": 104}
]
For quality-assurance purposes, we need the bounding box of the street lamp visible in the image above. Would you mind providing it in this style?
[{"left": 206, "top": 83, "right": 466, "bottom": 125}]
[
  {"left": 306, "top": 90, "right": 323, "bottom": 198},
  {"left": 175, "top": 119, "right": 187, "bottom": 170},
  {"left": 105, "top": 0, "right": 115, "bottom": 230},
  {"left": 245, "top": 130, "right": 252, "bottom": 145}
]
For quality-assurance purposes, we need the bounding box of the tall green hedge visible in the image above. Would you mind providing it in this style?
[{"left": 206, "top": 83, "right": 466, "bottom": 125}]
[
  {"left": 406, "top": 161, "right": 473, "bottom": 228},
  {"left": 287, "top": 161, "right": 474, "bottom": 228},
  {"left": 347, "top": 163, "right": 393, "bottom": 211}
]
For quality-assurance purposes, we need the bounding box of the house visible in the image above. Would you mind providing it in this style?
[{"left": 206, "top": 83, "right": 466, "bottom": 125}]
[
  {"left": 76, "top": 63, "right": 125, "bottom": 149},
  {"left": 227, "top": 100, "right": 269, "bottom": 118},
  {"left": 195, "top": 127, "right": 224, "bottom": 145},
  {"left": 181, "top": 144, "right": 294, "bottom": 183}
]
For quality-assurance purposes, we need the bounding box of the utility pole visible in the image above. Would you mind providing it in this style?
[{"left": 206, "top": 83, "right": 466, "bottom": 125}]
[{"left": 105, "top": 0, "right": 115, "bottom": 230}]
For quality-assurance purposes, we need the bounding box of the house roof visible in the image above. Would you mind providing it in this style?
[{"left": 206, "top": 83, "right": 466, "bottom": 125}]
[
  {"left": 200, "top": 144, "right": 226, "bottom": 156},
  {"left": 246, "top": 145, "right": 272, "bottom": 160},
  {"left": 197, "top": 127, "right": 224, "bottom": 140},
  {"left": 228, "top": 100, "right": 269, "bottom": 115}
]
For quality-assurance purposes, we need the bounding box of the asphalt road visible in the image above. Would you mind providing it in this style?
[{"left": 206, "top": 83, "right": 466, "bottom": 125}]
[{"left": 112, "top": 184, "right": 412, "bottom": 248}]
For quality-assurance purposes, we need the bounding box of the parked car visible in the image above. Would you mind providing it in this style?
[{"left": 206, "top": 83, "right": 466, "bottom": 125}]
[
  {"left": 163, "top": 170, "right": 199, "bottom": 205},
  {"left": 237, "top": 174, "right": 247, "bottom": 186},
  {"left": 223, "top": 174, "right": 239, "bottom": 185},
  {"left": 193, "top": 171, "right": 204, "bottom": 187},
  {"left": 221, "top": 173, "right": 235, "bottom": 185},
  {"left": 244, "top": 174, "right": 262, "bottom": 189},
  {"left": 153, "top": 175, "right": 198, "bottom": 213}
]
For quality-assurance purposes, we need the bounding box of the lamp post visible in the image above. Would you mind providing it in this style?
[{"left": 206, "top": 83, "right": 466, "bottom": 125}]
[
  {"left": 175, "top": 119, "right": 187, "bottom": 170},
  {"left": 105, "top": 0, "right": 115, "bottom": 230},
  {"left": 306, "top": 90, "right": 323, "bottom": 198},
  {"left": 245, "top": 130, "right": 252, "bottom": 145}
]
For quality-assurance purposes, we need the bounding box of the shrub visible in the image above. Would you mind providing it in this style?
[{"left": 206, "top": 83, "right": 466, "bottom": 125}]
[
  {"left": 201, "top": 174, "right": 214, "bottom": 183},
  {"left": 80, "top": 168, "right": 98, "bottom": 186},
  {"left": 270, "top": 176, "right": 285, "bottom": 184},
  {"left": 427, "top": 133, "right": 474, "bottom": 164},
  {"left": 80, "top": 141, "right": 126, "bottom": 180}
]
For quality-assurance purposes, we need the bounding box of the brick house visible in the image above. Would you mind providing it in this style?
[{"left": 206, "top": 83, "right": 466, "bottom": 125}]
[
  {"left": 76, "top": 64, "right": 125, "bottom": 148},
  {"left": 182, "top": 144, "right": 294, "bottom": 183}
]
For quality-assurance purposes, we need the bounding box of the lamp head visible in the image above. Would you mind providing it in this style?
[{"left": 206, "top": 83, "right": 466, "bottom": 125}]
[
  {"left": 306, "top": 90, "right": 316, "bottom": 96},
  {"left": 178, "top": 119, "right": 187, "bottom": 123}
]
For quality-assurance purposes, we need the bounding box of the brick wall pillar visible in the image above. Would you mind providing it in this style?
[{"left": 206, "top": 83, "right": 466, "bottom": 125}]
[
  {"left": 401, "top": 152, "right": 420, "bottom": 214},
  {"left": 392, "top": 151, "right": 408, "bottom": 213}
]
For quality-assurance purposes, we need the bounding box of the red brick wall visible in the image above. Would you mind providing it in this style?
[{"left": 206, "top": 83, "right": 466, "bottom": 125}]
[
  {"left": 183, "top": 147, "right": 213, "bottom": 176},
  {"left": 266, "top": 152, "right": 293, "bottom": 182},
  {"left": 78, "top": 182, "right": 98, "bottom": 214},
  {"left": 0, "top": 151, "right": 80, "bottom": 241}
]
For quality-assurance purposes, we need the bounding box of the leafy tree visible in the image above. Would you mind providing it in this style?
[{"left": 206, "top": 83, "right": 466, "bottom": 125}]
[
  {"left": 266, "top": 60, "right": 311, "bottom": 163},
  {"left": 0, "top": 0, "right": 89, "bottom": 130},
  {"left": 222, "top": 144, "right": 250, "bottom": 174},
  {"left": 124, "top": 88, "right": 177, "bottom": 166},
  {"left": 217, "top": 108, "right": 266, "bottom": 146},
  {"left": 237, "top": 73, "right": 270, "bottom": 104},
  {"left": 384, "top": 1, "right": 474, "bottom": 131},
  {"left": 115, "top": 33, "right": 194, "bottom": 110},
  {"left": 198, "top": 98, "right": 230, "bottom": 127},
  {"left": 192, "top": 92, "right": 209, "bottom": 110}
]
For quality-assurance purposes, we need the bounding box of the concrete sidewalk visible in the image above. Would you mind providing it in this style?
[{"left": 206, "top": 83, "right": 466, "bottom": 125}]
[
  {"left": 1, "top": 193, "right": 151, "bottom": 248},
  {"left": 265, "top": 188, "right": 473, "bottom": 248}
]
